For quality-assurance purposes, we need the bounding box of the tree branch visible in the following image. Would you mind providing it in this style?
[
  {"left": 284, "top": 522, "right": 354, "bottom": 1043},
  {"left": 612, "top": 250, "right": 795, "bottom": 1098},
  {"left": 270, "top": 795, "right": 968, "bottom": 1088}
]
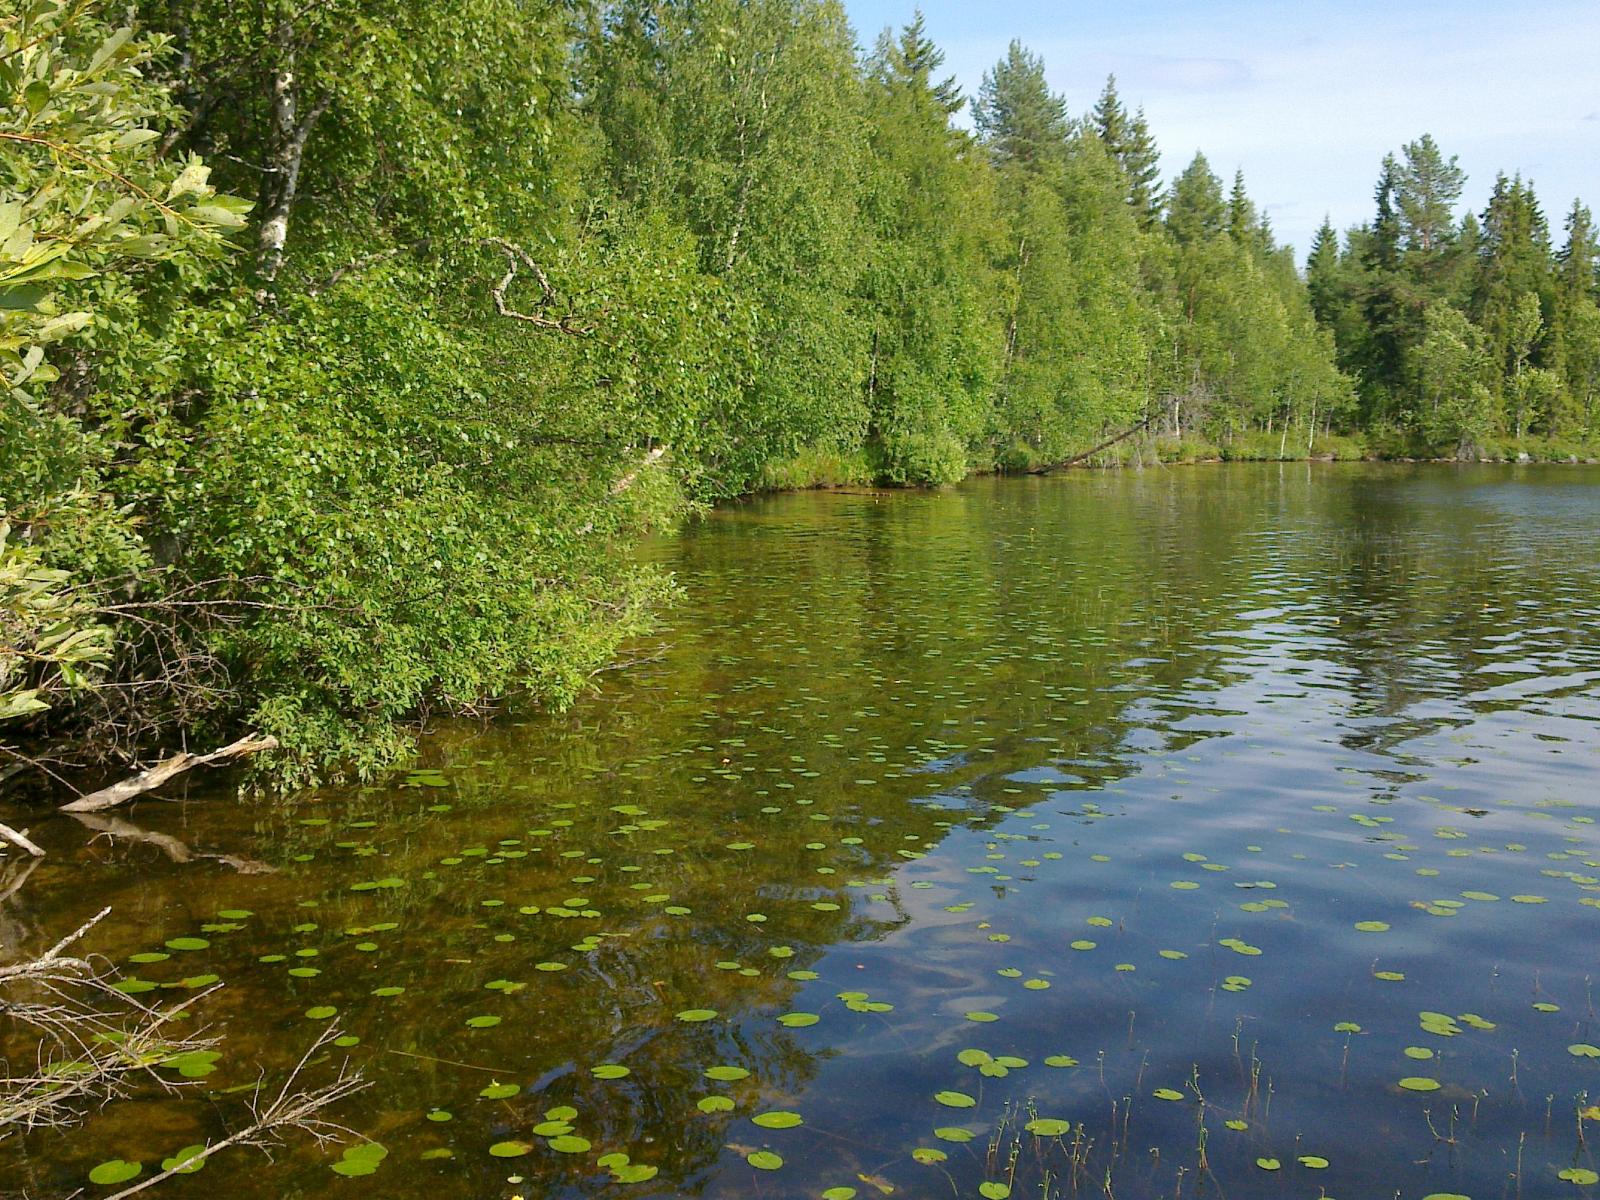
[{"left": 485, "top": 238, "right": 592, "bottom": 335}]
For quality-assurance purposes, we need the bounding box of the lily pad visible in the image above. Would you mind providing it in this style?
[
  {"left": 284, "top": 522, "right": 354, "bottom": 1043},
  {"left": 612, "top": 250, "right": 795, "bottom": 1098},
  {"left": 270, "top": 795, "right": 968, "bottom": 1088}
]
[
  {"left": 89, "top": 1160, "right": 142, "bottom": 1186},
  {"left": 1399, "top": 1076, "right": 1441, "bottom": 1092},
  {"left": 161, "top": 1146, "right": 207, "bottom": 1175},
  {"left": 752, "top": 1111, "right": 804, "bottom": 1129}
]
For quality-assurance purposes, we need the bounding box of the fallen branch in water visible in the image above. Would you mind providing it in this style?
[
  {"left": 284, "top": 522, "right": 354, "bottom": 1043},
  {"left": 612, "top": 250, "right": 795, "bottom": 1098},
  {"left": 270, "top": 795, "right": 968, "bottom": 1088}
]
[
  {"left": 96, "top": 1025, "right": 368, "bottom": 1200},
  {"left": 0, "top": 822, "right": 44, "bottom": 858},
  {"left": 0, "top": 907, "right": 218, "bottom": 1135},
  {"left": 70, "top": 812, "right": 275, "bottom": 874},
  {"left": 60, "top": 733, "right": 278, "bottom": 813},
  {"left": 1027, "top": 412, "right": 1159, "bottom": 475}
]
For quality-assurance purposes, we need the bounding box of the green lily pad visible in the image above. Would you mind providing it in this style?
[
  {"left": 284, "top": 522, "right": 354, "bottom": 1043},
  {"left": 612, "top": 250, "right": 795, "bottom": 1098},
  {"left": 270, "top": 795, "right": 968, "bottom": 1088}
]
[
  {"left": 1399, "top": 1077, "right": 1441, "bottom": 1092},
  {"left": 161, "top": 1146, "right": 207, "bottom": 1175},
  {"left": 89, "top": 1160, "right": 142, "bottom": 1186},
  {"left": 752, "top": 1111, "right": 803, "bottom": 1129}
]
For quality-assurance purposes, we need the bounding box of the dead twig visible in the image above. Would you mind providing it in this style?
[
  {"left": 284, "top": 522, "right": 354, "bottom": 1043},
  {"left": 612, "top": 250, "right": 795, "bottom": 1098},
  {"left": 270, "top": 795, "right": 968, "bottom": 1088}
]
[
  {"left": 0, "top": 908, "right": 223, "bottom": 1136},
  {"left": 96, "top": 1026, "right": 368, "bottom": 1200}
]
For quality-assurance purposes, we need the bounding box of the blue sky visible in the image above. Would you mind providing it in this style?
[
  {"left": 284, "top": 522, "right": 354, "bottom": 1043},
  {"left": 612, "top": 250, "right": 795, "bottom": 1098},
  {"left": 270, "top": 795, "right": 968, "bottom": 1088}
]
[{"left": 840, "top": 0, "right": 1600, "bottom": 261}]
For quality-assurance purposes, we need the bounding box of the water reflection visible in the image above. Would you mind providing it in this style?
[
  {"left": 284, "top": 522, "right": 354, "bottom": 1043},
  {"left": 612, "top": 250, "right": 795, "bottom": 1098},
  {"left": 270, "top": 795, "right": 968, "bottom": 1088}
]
[{"left": 3, "top": 463, "right": 1599, "bottom": 1199}]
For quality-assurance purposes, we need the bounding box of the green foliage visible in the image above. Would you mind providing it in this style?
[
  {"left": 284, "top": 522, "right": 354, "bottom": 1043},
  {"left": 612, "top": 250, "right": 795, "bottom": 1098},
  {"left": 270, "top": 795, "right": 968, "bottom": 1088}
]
[
  {"left": 5, "top": 0, "right": 1367, "bottom": 783},
  {"left": 1, "top": 0, "right": 244, "bottom": 749},
  {"left": 0, "top": 520, "right": 112, "bottom": 722},
  {"left": 1307, "top": 134, "right": 1595, "bottom": 448}
]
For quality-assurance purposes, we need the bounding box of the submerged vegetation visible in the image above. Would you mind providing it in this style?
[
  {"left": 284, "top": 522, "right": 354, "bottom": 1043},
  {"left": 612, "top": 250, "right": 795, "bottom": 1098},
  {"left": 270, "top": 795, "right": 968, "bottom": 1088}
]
[{"left": 1, "top": 0, "right": 1596, "bottom": 779}]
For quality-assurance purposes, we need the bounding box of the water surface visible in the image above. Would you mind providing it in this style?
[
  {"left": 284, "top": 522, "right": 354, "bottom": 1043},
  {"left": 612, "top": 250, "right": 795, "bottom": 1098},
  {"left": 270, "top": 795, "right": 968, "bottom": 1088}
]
[{"left": 5, "top": 463, "right": 1600, "bottom": 1199}]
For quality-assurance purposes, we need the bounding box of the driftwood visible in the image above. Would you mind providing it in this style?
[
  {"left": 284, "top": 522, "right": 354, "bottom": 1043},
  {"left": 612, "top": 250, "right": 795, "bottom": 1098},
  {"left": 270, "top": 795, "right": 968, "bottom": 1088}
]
[
  {"left": 71, "top": 812, "right": 276, "bottom": 874},
  {"left": 60, "top": 733, "right": 278, "bottom": 814},
  {"left": 1027, "top": 412, "right": 1159, "bottom": 475},
  {"left": 0, "top": 823, "right": 44, "bottom": 858}
]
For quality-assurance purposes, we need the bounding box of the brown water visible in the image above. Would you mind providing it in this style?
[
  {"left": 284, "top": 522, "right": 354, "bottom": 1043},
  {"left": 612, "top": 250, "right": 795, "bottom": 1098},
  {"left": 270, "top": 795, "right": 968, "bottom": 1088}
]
[{"left": 4, "top": 463, "right": 1600, "bottom": 1200}]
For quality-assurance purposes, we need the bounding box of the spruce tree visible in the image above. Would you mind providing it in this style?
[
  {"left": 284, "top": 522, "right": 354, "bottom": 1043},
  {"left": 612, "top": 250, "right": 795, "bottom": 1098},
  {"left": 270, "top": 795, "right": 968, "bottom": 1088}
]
[
  {"left": 1228, "top": 169, "right": 1258, "bottom": 248},
  {"left": 1557, "top": 200, "right": 1597, "bottom": 304},
  {"left": 1090, "top": 76, "right": 1161, "bottom": 228},
  {"left": 1306, "top": 218, "right": 1342, "bottom": 326},
  {"left": 1122, "top": 108, "right": 1164, "bottom": 228},
  {"left": 1359, "top": 155, "right": 1409, "bottom": 415}
]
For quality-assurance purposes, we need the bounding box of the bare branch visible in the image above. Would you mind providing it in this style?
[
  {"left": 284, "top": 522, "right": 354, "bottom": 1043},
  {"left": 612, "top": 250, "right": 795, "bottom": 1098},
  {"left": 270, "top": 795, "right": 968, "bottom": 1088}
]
[
  {"left": 485, "top": 238, "right": 592, "bottom": 335},
  {"left": 96, "top": 1026, "right": 368, "bottom": 1200}
]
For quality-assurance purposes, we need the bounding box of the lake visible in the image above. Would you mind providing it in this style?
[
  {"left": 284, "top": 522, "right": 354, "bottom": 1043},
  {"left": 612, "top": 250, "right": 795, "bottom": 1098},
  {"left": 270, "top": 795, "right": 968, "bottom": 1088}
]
[{"left": 4, "top": 463, "right": 1600, "bottom": 1199}]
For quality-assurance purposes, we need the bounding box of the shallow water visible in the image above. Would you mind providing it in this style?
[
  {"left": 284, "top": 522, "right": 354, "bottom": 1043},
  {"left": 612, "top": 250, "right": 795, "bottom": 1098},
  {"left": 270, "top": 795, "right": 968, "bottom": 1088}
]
[{"left": 5, "top": 463, "right": 1600, "bottom": 1200}]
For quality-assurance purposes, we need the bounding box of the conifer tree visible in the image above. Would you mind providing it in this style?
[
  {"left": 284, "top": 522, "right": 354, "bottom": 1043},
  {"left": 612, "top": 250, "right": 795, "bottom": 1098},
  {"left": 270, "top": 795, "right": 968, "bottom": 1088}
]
[
  {"left": 1360, "top": 154, "right": 1408, "bottom": 412},
  {"left": 1090, "top": 75, "right": 1161, "bottom": 228},
  {"left": 1306, "top": 218, "right": 1342, "bottom": 326},
  {"left": 1165, "top": 153, "right": 1225, "bottom": 245},
  {"left": 1228, "top": 170, "right": 1258, "bottom": 248},
  {"left": 972, "top": 41, "right": 1070, "bottom": 168}
]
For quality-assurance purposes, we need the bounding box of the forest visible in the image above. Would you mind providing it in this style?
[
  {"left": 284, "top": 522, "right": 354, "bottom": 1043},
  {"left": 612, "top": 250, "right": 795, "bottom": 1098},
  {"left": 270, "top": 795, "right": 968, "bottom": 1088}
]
[{"left": 3, "top": 0, "right": 1597, "bottom": 784}]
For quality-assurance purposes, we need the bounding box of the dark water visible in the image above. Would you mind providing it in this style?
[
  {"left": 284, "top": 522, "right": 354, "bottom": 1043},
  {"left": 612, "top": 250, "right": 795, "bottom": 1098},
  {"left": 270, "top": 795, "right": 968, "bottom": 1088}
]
[{"left": 5, "top": 464, "right": 1600, "bottom": 1200}]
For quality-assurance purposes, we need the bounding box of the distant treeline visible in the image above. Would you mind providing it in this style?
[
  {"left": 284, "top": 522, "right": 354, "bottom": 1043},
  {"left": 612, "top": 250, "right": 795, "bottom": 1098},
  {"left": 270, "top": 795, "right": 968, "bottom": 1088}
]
[
  {"left": 1, "top": 0, "right": 1593, "bottom": 783},
  {"left": 1309, "top": 138, "right": 1599, "bottom": 458}
]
